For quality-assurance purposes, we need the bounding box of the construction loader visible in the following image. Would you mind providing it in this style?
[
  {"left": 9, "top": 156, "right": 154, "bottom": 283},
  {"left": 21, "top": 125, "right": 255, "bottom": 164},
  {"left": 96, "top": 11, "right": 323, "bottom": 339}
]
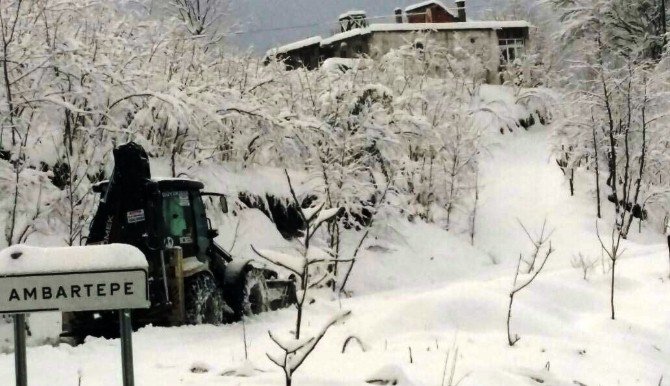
[{"left": 61, "top": 142, "right": 296, "bottom": 342}]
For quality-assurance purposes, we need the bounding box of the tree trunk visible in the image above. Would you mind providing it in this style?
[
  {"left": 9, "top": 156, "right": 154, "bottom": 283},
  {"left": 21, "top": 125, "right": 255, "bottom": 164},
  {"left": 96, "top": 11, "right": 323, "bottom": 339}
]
[
  {"left": 598, "top": 37, "right": 619, "bottom": 216},
  {"left": 470, "top": 171, "right": 479, "bottom": 245},
  {"left": 624, "top": 85, "right": 648, "bottom": 236},
  {"left": 6, "top": 166, "right": 20, "bottom": 246},
  {"left": 593, "top": 125, "right": 601, "bottom": 219},
  {"left": 661, "top": 0, "right": 667, "bottom": 52},
  {"left": 620, "top": 69, "right": 633, "bottom": 235},
  {"left": 506, "top": 293, "right": 516, "bottom": 346},
  {"left": 610, "top": 259, "right": 616, "bottom": 320}
]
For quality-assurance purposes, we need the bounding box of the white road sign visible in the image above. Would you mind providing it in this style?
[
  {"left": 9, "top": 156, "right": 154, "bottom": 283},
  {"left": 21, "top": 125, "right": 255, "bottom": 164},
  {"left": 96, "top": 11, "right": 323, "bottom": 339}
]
[
  {"left": 0, "top": 269, "right": 148, "bottom": 313},
  {"left": 0, "top": 244, "right": 149, "bottom": 314}
]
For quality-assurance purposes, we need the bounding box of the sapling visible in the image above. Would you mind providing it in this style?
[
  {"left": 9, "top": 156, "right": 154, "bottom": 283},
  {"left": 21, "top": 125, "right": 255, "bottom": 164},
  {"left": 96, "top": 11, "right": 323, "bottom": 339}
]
[
  {"left": 571, "top": 253, "right": 598, "bottom": 281},
  {"left": 265, "top": 309, "right": 351, "bottom": 386},
  {"left": 507, "top": 220, "right": 554, "bottom": 346},
  {"left": 253, "top": 170, "right": 352, "bottom": 386},
  {"left": 253, "top": 170, "right": 347, "bottom": 338},
  {"left": 596, "top": 221, "right": 625, "bottom": 320},
  {"left": 339, "top": 179, "right": 392, "bottom": 294},
  {"left": 469, "top": 170, "right": 479, "bottom": 245},
  {"left": 440, "top": 345, "right": 469, "bottom": 386},
  {"left": 517, "top": 218, "right": 553, "bottom": 273}
]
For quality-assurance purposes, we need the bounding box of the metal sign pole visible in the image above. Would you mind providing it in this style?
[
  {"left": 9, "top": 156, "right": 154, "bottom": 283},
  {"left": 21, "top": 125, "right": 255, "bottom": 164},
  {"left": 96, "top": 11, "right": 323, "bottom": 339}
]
[
  {"left": 13, "top": 314, "right": 27, "bottom": 386},
  {"left": 119, "top": 309, "right": 134, "bottom": 386}
]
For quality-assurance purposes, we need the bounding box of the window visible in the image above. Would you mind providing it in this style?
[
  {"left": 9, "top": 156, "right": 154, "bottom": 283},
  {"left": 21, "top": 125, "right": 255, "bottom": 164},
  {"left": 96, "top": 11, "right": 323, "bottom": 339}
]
[
  {"left": 191, "top": 194, "right": 210, "bottom": 258},
  {"left": 340, "top": 42, "right": 348, "bottom": 58},
  {"left": 162, "top": 191, "right": 195, "bottom": 245},
  {"left": 499, "top": 38, "right": 524, "bottom": 63},
  {"left": 413, "top": 41, "right": 425, "bottom": 60}
]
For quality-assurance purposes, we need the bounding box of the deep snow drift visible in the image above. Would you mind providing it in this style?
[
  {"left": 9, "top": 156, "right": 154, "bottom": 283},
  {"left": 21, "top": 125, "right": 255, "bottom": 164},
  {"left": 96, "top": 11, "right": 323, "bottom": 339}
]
[{"left": 0, "top": 126, "right": 668, "bottom": 385}]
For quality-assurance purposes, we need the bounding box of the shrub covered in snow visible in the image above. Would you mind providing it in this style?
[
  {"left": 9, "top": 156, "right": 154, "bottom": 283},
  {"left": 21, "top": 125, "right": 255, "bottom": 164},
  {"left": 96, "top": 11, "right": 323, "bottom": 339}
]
[{"left": 0, "top": 0, "right": 528, "bottom": 249}]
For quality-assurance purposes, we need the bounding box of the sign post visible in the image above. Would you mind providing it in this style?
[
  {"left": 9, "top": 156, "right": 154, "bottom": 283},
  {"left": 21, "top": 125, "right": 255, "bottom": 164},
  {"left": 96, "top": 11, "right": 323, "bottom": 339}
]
[
  {"left": 13, "top": 314, "right": 27, "bottom": 386},
  {"left": 0, "top": 244, "right": 149, "bottom": 386},
  {"left": 120, "top": 309, "right": 134, "bottom": 386}
]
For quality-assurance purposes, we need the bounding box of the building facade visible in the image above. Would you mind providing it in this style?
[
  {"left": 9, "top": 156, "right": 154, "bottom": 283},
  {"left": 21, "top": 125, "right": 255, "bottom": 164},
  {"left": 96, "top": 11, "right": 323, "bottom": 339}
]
[{"left": 267, "top": 1, "right": 530, "bottom": 84}]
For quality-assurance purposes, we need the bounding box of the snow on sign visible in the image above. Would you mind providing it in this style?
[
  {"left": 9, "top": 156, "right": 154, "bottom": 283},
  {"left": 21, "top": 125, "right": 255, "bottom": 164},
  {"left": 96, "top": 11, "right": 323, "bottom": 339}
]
[{"left": 0, "top": 244, "right": 149, "bottom": 313}]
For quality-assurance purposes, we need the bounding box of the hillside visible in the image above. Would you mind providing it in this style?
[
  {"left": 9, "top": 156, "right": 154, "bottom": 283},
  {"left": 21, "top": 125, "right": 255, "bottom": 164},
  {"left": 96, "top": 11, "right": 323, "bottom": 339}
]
[{"left": 0, "top": 124, "right": 667, "bottom": 385}]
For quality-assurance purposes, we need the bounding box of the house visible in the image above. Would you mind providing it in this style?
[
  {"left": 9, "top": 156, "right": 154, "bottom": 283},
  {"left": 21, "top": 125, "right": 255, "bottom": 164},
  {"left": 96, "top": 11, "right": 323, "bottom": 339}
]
[
  {"left": 405, "top": 0, "right": 463, "bottom": 23},
  {"left": 266, "top": 1, "right": 530, "bottom": 84}
]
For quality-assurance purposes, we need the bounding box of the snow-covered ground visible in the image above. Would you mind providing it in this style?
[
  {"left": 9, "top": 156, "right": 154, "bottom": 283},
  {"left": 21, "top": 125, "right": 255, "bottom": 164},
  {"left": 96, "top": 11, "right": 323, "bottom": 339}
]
[{"left": 1, "top": 126, "right": 669, "bottom": 385}]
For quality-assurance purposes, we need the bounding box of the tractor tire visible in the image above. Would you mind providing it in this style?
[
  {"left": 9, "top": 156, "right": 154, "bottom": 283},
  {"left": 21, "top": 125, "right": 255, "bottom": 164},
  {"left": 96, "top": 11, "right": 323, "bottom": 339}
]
[
  {"left": 240, "top": 268, "right": 270, "bottom": 316},
  {"left": 185, "top": 274, "right": 225, "bottom": 325}
]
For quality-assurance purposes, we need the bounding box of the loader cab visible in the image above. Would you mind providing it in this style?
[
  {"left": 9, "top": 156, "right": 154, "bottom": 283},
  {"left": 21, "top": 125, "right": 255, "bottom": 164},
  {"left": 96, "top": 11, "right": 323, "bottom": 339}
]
[
  {"left": 90, "top": 177, "right": 226, "bottom": 261},
  {"left": 155, "top": 179, "right": 212, "bottom": 260},
  {"left": 89, "top": 178, "right": 230, "bottom": 262}
]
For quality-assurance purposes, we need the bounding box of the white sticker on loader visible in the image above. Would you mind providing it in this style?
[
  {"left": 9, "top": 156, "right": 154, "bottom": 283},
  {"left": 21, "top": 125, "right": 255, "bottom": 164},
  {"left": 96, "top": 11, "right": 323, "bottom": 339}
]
[
  {"left": 179, "top": 192, "right": 190, "bottom": 206},
  {"left": 126, "top": 209, "right": 145, "bottom": 224}
]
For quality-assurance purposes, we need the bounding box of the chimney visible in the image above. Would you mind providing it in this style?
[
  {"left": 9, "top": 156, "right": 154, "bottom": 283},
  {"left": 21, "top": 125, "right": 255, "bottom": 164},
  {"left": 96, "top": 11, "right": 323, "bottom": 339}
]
[
  {"left": 455, "top": 0, "right": 466, "bottom": 21},
  {"left": 394, "top": 7, "right": 403, "bottom": 23},
  {"left": 339, "top": 10, "right": 368, "bottom": 32}
]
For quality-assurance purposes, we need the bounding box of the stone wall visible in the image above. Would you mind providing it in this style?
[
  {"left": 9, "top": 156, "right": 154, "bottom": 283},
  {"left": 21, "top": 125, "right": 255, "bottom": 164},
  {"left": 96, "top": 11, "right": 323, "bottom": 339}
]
[{"left": 368, "top": 29, "right": 501, "bottom": 84}]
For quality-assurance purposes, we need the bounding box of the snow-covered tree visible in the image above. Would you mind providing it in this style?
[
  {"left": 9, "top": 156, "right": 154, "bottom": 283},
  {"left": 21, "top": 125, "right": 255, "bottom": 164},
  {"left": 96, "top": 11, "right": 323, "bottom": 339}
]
[{"left": 550, "top": 0, "right": 670, "bottom": 236}]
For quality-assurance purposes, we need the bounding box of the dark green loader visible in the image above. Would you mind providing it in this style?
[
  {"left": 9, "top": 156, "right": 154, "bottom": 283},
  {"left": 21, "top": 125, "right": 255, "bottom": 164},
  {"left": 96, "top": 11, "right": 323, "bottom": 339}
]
[{"left": 61, "top": 142, "right": 296, "bottom": 343}]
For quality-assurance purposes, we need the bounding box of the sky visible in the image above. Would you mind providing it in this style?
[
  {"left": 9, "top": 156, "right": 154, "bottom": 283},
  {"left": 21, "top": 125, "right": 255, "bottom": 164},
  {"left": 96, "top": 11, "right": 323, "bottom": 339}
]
[{"left": 226, "top": 0, "right": 501, "bottom": 54}]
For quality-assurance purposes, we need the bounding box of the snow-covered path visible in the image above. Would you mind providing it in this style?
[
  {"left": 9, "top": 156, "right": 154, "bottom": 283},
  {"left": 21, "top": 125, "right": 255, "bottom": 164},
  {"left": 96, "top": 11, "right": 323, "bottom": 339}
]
[
  {"left": 476, "top": 128, "right": 606, "bottom": 268},
  {"left": 0, "top": 127, "right": 669, "bottom": 385}
]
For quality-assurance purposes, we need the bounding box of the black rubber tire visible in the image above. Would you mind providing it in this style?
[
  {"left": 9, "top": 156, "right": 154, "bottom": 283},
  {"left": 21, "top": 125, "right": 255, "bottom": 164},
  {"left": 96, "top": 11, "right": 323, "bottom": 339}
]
[
  {"left": 62, "top": 311, "right": 120, "bottom": 343},
  {"left": 240, "top": 268, "right": 270, "bottom": 316},
  {"left": 185, "top": 274, "right": 225, "bottom": 325}
]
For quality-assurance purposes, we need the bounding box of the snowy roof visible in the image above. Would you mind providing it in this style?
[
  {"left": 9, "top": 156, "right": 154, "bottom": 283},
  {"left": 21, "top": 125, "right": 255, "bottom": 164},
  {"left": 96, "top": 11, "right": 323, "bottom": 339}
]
[
  {"left": 338, "top": 10, "right": 367, "bottom": 19},
  {"left": 405, "top": 1, "right": 449, "bottom": 12},
  {"left": 268, "top": 35, "right": 322, "bottom": 56},
  {"left": 320, "top": 21, "right": 530, "bottom": 46},
  {"left": 370, "top": 21, "right": 530, "bottom": 31},
  {"left": 271, "top": 20, "right": 530, "bottom": 53},
  {"left": 320, "top": 28, "right": 370, "bottom": 46}
]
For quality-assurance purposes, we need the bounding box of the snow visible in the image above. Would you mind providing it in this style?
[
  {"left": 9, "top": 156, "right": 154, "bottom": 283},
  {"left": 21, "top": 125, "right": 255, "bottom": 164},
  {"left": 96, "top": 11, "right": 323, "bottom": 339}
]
[
  {"left": 320, "top": 28, "right": 371, "bottom": 46},
  {"left": 311, "top": 207, "right": 341, "bottom": 229},
  {"left": 319, "top": 21, "right": 530, "bottom": 47},
  {"left": 152, "top": 160, "right": 316, "bottom": 202},
  {"left": 220, "top": 359, "right": 265, "bottom": 377},
  {"left": 302, "top": 203, "right": 325, "bottom": 222},
  {"left": 252, "top": 248, "right": 304, "bottom": 274},
  {"left": 405, "top": 0, "right": 449, "bottom": 13},
  {"left": 0, "top": 125, "right": 669, "bottom": 385},
  {"left": 182, "top": 257, "right": 207, "bottom": 274},
  {"left": 269, "top": 36, "right": 323, "bottom": 56},
  {"left": 0, "top": 244, "right": 147, "bottom": 275},
  {"left": 338, "top": 10, "right": 367, "bottom": 20},
  {"left": 218, "top": 209, "right": 297, "bottom": 261},
  {"left": 365, "top": 364, "right": 415, "bottom": 385},
  {"left": 321, "top": 57, "right": 374, "bottom": 73},
  {"left": 2, "top": 56, "right": 670, "bottom": 386},
  {"left": 370, "top": 21, "right": 531, "bottom": 32}
]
